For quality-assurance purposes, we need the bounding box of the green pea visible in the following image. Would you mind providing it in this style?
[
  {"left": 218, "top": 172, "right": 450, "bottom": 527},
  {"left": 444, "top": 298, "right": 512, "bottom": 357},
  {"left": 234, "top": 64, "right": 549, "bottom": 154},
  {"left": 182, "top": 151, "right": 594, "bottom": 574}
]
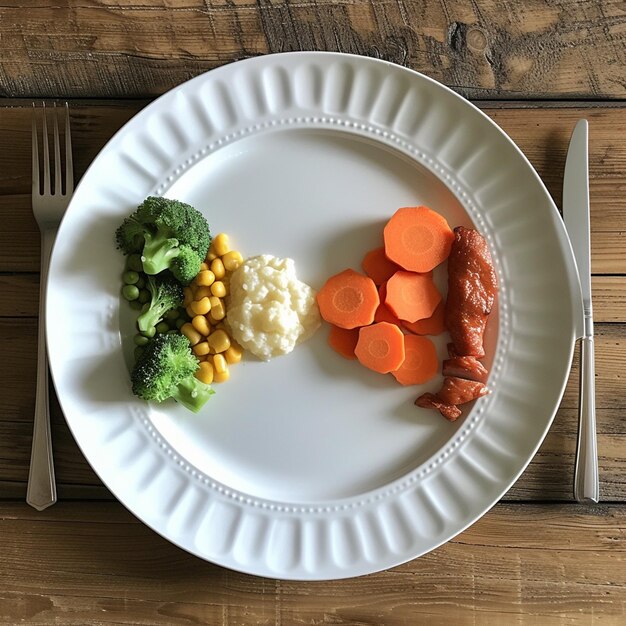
[
  {"left": 133, "top": 334, "right": 150, "bottom": 346},
  {"left": 122, "top": 284, "right": 140, "bottom": 301},
  {"left": 127, "top": 254, "right": 143, "bottom": 272},
  {"left": 175, "top": 318, "right": 186, "bottom": 330},
  {"left": 156, "top": 321, "right": 170, "bottom": 334},
  {"left": 165, "top": 308, "right": 180, "bottom": 321},
  {"left": 138, "top": 289, "right": 151, "bottom": 304},
  {"left": 129, "top": 299, "right": 143, "bottom": 311},
  {"left": 135, "top": 275, "right": 146, "bottom": 289},
  {"left": 134, "top": 346, "right": 145, "bottom": 361},
  {"left": 167, "top": 329, "right": 179, "bottom": 335},
  {"left": 123, "top": 270, "right": 140, "bottom": 285},
  {"left": 141, "top": 326, "right": 156, "bottom": 338}
]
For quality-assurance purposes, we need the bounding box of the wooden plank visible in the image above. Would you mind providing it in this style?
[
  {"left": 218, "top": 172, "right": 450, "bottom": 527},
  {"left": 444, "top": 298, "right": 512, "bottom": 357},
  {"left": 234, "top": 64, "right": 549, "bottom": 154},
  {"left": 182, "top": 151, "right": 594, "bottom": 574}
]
[
  {"left": 2, "top": 104, "right": 625, "bottom": 272},
  {"left": 0, "top": 502, "right": 623, "bottom": 624},
  {"left": 1, "top": 1, "right": 626, "bottom": 99},
  {"left": 0, "top": 318, "right": 625, "bottom": 501}
]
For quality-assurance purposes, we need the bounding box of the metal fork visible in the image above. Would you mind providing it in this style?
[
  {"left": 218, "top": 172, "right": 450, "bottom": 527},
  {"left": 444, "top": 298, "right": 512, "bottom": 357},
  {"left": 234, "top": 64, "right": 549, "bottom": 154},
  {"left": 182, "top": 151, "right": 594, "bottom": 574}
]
[{"left": 27, "top": 103, "right": 73, "bottom": 511}]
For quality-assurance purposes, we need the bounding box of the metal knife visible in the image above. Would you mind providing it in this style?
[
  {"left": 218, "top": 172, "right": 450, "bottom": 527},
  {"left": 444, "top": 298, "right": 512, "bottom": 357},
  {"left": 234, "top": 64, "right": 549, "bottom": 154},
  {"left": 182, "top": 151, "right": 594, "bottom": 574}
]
[{"left": 563, "top": 119, "right": 599, "bottom": 504}]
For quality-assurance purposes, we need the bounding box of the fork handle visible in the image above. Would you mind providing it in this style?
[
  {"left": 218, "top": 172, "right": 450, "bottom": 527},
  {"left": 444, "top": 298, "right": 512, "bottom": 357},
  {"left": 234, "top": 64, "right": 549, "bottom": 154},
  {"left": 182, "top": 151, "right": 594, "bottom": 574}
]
[
  {"left": 26, "top": 230, "right": 57, "bottom": 511},
  {"left": 574, "top": 336, "right": 599, "bottom": 504}
]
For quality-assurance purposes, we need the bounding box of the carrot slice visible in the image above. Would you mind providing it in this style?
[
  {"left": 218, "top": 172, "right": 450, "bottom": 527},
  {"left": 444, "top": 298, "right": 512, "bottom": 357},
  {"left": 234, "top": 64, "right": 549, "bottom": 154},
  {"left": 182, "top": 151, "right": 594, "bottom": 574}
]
[
  {"left": 385, "top": 271, "right": 442, "bottom": 323},
  {"left": 374, "top": 282, "right": 403, "bottom": 325},
  {"left": 391, "top": 335, "right": 438, "bottom": 385},
  {"left": 354, "top": 322, "right": 405, "bottom": 374},
  {"left": 403, "top": 299, "right": 446, "bottom": 335},
  {"left": 328, "top": 325, "right": 359, "bottom": 360},
  {"left": 316, "top": 269, "right": 379, "bottom": 329},
  {"left": 361, "top": 247, "right": 401, "bottom": 285},
  {"left": 384, "top": 206, "right": 455, "bottom": 272}
]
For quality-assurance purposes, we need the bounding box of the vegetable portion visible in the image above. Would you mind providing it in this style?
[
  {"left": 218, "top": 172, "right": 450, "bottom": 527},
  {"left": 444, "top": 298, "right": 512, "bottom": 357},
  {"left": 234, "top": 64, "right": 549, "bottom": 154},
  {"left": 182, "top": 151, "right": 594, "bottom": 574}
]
[
  {"left": 385, "top": 271, "right": 441, "bottom": 323},
  {"left": 374, "top": 283, "right": 403, "bottom": 326},
  {"left": 402, "top": 299, "right": 446, "bottom": 336},
  {"left": 131, "top": 333, "right": 214, "bottom": 413},
  {"left": 316, "top": 269, "right": 379, "bottom": 329},
  {"left": 327, "top": 325, "right": 359, "bottom": 360},
  {"left": 383, "top": 206, "right": 454, "bottom": 273},
  {"left": 115, "top": 196, "right": 211, "bottom": 284},
  {"left": 137, "top": 273, "right": 184, "bottom": 334},
  {"left": 354, "top": 322, "right": 405, "bottom": 374},
  {"left": 361, "top": 247, "right": 400, "bottom": 285},
  {"left": 391, "top": 335, "right": 438, "bottom": 386}
]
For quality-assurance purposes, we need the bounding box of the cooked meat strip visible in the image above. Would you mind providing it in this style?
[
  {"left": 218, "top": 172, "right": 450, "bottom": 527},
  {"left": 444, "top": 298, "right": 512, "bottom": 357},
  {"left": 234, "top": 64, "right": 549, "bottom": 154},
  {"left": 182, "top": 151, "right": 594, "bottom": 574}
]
[
  {"left": 442, "top": 356, "right": 489, "bottom": 384},
  {"left": 445, "top": 227, "right": 497, "bottom": 358},
  {"left": 415, "top": 377, "right": 489, "bottom": 422},
  {"left": 415, "top": 393, "right": 462, "bottom": 422}
]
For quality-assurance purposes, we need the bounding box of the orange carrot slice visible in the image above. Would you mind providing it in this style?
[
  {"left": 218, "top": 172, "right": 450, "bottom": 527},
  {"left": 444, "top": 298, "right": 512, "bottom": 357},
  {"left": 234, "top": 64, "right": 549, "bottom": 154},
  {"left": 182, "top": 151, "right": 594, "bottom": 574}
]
[
  {"left": 403, "top": 299, "right": 446, "bottom": 335},
  {"left": 384, "top": 206, "right": 455, "bottom": 272},
  {"left": 374, "top": 282, "right": 403, "bottom": 326},
  {"left": 316, "top": 269, "right": 379, "bottom": 329},
  {"left": 354, "top": 322, "right": 405, "bottom": 374},
  {"left": 328, "top": 325, "right": 359, "bottom": 360},
  {"left": 385, "top": 270, "right": 442, "bottom": 323},
  {"left": 361, "top": 247, "right": 401, "bottom": 285},
  {"left": 391, "top": 335, "right": 438, "bottom": 385}
]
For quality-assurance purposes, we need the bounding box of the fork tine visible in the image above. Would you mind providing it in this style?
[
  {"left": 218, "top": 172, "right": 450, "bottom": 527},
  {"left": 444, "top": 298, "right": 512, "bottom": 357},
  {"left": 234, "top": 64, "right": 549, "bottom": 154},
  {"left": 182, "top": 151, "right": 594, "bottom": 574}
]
[
  {"left": 41, "top": 103, "right": 50, "bottom": 195},
  {"left": 64, "top": 103, "right": 74, "bottom": 195},
  {"left": 53, "top": 103, "right": 62, "bottom": 196},
  {"left": 31, "top": 103, "right": 40, "bottom": 195}
]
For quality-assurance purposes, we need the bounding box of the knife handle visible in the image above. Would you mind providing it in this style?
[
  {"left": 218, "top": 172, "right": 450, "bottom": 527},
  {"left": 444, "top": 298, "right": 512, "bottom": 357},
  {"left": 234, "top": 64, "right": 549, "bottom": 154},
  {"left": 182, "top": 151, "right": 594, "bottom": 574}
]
[{"left": 574, "top": 336, "right": 599, "bottom": 503}]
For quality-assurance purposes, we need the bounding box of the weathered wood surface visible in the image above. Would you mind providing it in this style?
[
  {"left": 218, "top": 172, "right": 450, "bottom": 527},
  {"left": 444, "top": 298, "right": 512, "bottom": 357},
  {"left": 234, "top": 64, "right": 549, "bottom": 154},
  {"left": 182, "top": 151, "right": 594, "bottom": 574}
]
[
  {"left": 0, "top": 502, "right": 624, "bottom": 625},
  {"left": 1, "top": 103, "right": 625, "bottom": 503},
  {"left": 1, "top": 1, "right": 626, "bottom": 100}
]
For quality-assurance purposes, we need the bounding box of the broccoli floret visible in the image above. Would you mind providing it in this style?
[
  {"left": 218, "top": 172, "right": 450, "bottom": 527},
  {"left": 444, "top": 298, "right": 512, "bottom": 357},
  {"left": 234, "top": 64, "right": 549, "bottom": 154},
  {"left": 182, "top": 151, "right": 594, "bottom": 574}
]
[
  {"left": 115, "top": 196, "right": 211, "bottom": 284},
  {"left": 131, "top": 334, "right": 214, "bottom": 413},
  {"left": 137, "top": 273, "right": 184, "bottom": 334}
]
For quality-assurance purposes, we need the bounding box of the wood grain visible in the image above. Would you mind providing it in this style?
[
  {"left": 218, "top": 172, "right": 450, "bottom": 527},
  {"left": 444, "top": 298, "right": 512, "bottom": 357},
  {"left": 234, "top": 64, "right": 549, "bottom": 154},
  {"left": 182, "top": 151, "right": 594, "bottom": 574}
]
[
  {"left": 1, "top": 1, "right": 626, "bottom": 99},
  {"left": 0, "top": 502, "right": 623, "bottom": 625}
]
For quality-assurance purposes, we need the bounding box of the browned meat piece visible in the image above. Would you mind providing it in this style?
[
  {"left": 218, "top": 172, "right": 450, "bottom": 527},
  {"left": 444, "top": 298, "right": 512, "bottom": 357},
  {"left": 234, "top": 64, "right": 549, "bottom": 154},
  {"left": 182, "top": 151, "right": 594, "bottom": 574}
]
[
  {"left": 447, "top": 343, "right": 458, "bottom": 358},
  {"left": 445, "top": 227, "right": 497, "bottom": 358},
  {"left": 416, "top": 377, "right": 489, "bottom": 422},
  {"left": 442, "top": 356, "right": 489, "bottom": 384},
  {"left": 437, "top": 376, "right": 489, "bottom": 405},
  {"left": 415, "top": 393, "right": 462, "bottom": 422}
]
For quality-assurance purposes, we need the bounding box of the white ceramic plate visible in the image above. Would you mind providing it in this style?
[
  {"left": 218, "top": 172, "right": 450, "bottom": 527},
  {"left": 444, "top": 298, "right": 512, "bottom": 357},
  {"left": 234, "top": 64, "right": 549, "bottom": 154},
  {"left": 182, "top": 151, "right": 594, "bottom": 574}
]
[{"left": 47, "top": 52, "right": 582, "bottom": 580}]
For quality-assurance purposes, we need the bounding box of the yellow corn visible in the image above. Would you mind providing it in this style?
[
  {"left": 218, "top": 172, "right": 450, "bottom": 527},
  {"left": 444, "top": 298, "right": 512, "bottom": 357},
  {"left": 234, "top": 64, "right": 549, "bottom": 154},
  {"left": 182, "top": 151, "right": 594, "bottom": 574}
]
[
  {"left": 210, "top": 258, "right": 225, "bottom": 279},
  {"left": 199, "top": 261, "right": 209, "bottom": 271},
  {"left": 192, "top": 315, "right": 211, "bottom": 336},
  {"left": 192, "top": 341, "right": 210, "bottom": 356},
  {"left": 210, "top": 281, "right": 227, "bottom": 298},
  {"left": 195, "top": 361, "right": 214, "bottom": 385},
  {"left": 185, "top": 305, "right": 196, "bottom": 319},
  {"left": 190, "top": 297, "right": 211, "bottom": 316},
  {"left": 183, "top": 287, "right": 193, "bottom": 307},
  {"left": 212, "top": 353, "right": 227, "bottom": 374},
  {"left": 224, "top": 343, "right": 243, "bottom": 364},
  {"left": 181, "top": 323, "right": 202, "bottom": 346},
  {"left": 194, "top": 285, "right": 212, "bottom": 300},
  {"left": 209, "top": 302, "right": 225, "bottom": 322},
  {"left": 222, "top": 250, "right": 243, "bottom": 272},
  {"left": 213, "top": 233, "right": 230, "bottom": 256},
  {"left": 195, "top": 270, "right": 215, "bottom": 287},
  {"left": 213, "top": 368, "right": 230, "bottom": 383},
  {"left": 207, "top": 329, "right": 231, "bottom": 354}
]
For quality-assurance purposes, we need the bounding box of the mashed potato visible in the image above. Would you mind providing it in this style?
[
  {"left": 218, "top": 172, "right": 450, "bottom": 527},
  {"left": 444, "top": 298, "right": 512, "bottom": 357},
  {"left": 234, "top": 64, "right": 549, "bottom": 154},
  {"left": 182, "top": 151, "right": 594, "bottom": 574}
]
[{"left": 225, "top": 255, "right": 320, "bottom": 361}]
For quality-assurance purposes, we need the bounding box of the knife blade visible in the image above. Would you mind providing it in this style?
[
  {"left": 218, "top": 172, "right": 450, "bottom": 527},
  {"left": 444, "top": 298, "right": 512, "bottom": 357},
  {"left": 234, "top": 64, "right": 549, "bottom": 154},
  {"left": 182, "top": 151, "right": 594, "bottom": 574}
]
[{"left": 562, "top": 119, "right": 599, "bottom": 504}]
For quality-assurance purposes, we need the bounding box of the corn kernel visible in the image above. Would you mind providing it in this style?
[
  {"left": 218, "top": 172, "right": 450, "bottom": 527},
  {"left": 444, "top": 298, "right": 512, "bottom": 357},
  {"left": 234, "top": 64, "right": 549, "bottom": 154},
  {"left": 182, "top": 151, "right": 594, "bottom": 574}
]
[
  {"left": 213, "top": 233, "right": 230, "bottom": 256},
  {"left": 222, "top": 250, "right": 243, "bottom": 272},
  {"left": 210, "top": 281, "right": 227, "bottom": 298},
  {"left": 195, "top": 361, "right": 214, "bottom": 385},
  {"left": 196, "top": 270, "right": 215, "bottom": 287},
  {"left": 193, "top": 341, "right": 210, "bottom": 356},
  {"left": 192, "top": 315, "right": 211, "bottom": 336},
  {"left": 209, "top": 302, "right": 225, "bottom": 321},
  {"left": 183, "top": 287, "right": 193, "bottom": 307},
  {"left": 194, "top": 285, "right": 212, "bottom": 300},
  {"left": 224, "top": 343, "right": 243, "bottom": 364},
  {"left": 207, "top": 329, "right": 231, "bottom": 353},
  {"left": 190, "top": 297, "right": 211, "bottom": 316},
  {"left": 210, "top": 258, "right": 225, "bottom": 279},
  {"left": 199, "top": 261, "right": 209, "bottom": 271},
  {"left": 181, "top": 323, "right": 202, "bottom": 346},
  {"left": 185, "top": 305, "right": 196, "bottom": 319},
  {"left": 213, "top": 368, "right": 230, "bottom": 383},
  {"left": 212, "top": 353, "right": 227, "bottom": 374}
]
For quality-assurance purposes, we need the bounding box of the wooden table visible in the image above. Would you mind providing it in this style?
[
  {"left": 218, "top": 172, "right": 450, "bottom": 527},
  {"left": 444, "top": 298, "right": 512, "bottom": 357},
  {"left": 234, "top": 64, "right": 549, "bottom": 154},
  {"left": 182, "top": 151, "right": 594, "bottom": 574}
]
[{"left": 1, "top": 2, "right": 625, "bottom": 623}]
